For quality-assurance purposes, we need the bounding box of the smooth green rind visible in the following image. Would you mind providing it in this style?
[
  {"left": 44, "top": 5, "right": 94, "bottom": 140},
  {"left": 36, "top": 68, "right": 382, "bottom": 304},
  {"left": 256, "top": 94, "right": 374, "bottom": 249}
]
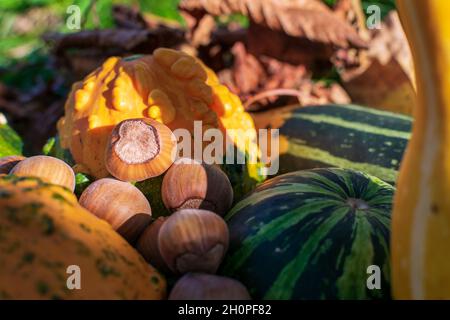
[
  {"left": 274, "top": 104, "right": 412, "bottom": 184},
  {"left": 221, "top": 147, "right": 266, "bottom": 203},
  {"left": 221, "top": 168, "right": 394, "bottom": 300}
]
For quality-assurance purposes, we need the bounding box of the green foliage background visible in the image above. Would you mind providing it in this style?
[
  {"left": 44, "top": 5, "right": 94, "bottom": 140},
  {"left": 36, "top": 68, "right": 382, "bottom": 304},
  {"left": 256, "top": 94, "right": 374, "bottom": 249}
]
[{"left": 0, "top": 0, "right": 396, "bottom": 92}]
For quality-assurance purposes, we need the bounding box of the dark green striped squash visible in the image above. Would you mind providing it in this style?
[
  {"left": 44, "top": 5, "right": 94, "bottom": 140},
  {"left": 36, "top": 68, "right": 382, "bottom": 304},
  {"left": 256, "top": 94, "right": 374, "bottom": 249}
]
[
  {"left": 220, "top": 168, "right": 393, "bottom": 300},
  {"left": 0, "top": 122, "right": 23, "bottom": 157},
  {"left": 251, "top": 104, "right": 412, "bottom": 184}
]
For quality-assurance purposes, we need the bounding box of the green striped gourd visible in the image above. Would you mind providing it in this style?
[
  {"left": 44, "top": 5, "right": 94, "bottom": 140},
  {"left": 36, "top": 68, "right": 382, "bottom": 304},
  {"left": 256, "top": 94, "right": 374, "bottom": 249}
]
[
  {"left": 251, "top": 104, "right": 412, "bottom": 184},
  {"left": 220, "top": 168, "right": 393, "bottom": 299}
]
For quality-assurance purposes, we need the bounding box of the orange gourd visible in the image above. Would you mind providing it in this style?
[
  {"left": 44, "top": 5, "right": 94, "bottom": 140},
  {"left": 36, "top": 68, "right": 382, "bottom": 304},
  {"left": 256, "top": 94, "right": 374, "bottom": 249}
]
[
  {"left": 58, "top": 48, "right": 258, "bottom": 179},
  {"left": 0, "top": 175, "right": 166, "bottom": 299},
  {"left": 394, "top": 0, "right": 450, "bottom": 299}
]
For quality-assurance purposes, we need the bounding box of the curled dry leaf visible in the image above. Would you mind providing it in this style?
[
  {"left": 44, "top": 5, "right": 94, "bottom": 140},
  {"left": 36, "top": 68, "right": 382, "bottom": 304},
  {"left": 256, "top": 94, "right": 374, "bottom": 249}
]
[
  {"left": 333, "top": 0, "right": 370, "bottom": 41},
  {"left": 180, "top": 6, "right": 217, "bottom": 48},
  {"left": 190, "top": 15, "right": 216, "bottom": 47},
  {"left": 230, "top": 42, "right": 265, "bottom": 94},
  {"left": 338, "top": 11, "right": 416, "bottom": 115},
  {"left": 179, "top": 0, "right": 367, "bottom": 48},
  {"left": 218, "top": 42, "right": 350, "bottom": 111},
  {"left": 245, "top": 82, "right": 350, "bottom": 112}
]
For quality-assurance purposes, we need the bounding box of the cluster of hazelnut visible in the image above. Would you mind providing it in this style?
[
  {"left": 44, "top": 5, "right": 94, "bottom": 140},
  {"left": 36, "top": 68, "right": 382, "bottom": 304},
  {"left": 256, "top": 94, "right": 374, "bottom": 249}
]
[{"left": 0, "top": 118, "right": 250, "bottom": 300}]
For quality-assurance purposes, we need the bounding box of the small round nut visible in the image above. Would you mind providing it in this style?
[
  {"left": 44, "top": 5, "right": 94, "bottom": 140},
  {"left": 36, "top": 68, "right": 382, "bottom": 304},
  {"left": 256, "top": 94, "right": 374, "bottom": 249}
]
[
  {"left": 161, "top": 158, "right": 233, "bottom": 216},
  {"left": 79, "top": 178, "right": 152, "bottom": 243},
  {"left": 158, "top": 209, "right": 229, "bottom": 274},
  {"left": 10, "top": 155, "right": 75, "bottom": 191},
  {"left": 169, "top": 273, "right": 251, "bottom": 300},
  {"left": 105, "top": 118, "right": 177, "bottom": 182},
  {"left": 136, "top": 217, "right": 171, "bottom": 274},
  {"left": 0, "top": 155, "right": 25, "bottom": 174}
]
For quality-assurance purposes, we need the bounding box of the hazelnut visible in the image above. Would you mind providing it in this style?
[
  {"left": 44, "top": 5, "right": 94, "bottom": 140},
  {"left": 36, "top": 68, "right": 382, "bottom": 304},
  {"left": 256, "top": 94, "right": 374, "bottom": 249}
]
[
  {"left": 136, "top": 217, "right": 171, "bottom": 273},
  {"left": 79, "top": 178, "right": 152, "bottom": 243},
  {"left": 105, "top": 118, "right": 177, "bottom": 182},
  {"left": 10, "top": 155, "right": 75, "bottom": 191},
  {"left": 161, "top": 158, "right": 233, "bottom": 216},
  {"left": 158, "top": 209, "right": 229, "bottom": 274},
  {"left": 0, "top": 155, "right": 25, "bottom": 174},
  {"left": 169, "top": 273, "right": 251, "bottom": 300}
]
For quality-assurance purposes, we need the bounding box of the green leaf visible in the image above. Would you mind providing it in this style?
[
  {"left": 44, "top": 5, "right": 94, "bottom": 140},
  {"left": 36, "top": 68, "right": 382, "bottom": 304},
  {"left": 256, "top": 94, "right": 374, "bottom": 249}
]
[
  {"left": 96, "top": 0, "right": 115, "bottom": 28},
  {"left": 42, "top": 137, "right": 92, "bottom": 197},
  {"left": 42, "top": 136, "right": 74, "bottom": 166},
  {"left": 0, "top": 124, "right": 23, "bottom": 157},
  {"left": 74, "top": 172, "right": 93, "bottom": 198},
  {"left": 82, "top": 0, "right": 115, "bottom": 29},
  {"left": 362, "top": 0, "right": 396, "bottom": 19},
  {"left": 0, "top": 0, "right": 53, "bottom": 12},
  {"left": 135, "top": 175, "right": 170, "bottom": 218},
  {"left": 216, "top": 14, "right": 249, "bottom": 28},
  {"left": 42, "top": 136, "right": 56, "bottom": 156},
  {"left": 139, "top": 0, "right": 184, "bottom": 24},
  {"left": 0, "top": 35, "right": 38, "bottom": 53},
  {"left": 0, "top": 52, "right": 57, "bottom": 91}
]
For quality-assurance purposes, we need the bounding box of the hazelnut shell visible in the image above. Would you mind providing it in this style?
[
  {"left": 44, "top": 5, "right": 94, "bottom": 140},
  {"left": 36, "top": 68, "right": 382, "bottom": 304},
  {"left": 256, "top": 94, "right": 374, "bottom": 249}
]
[
  {"left": 136, "top": 216, "right": 171, "bottom": 273},
  {"left": 105, "top": 118, "right": 177, "bottom": 182},
  {"left": 161, "top": 158, "right": 233, "bottom": 216},
  {"left": 169, "top": 273, "right": 251, "bottom": 300},
  {"left": 79, "top": 178, "right": 152, "bottom": 243},
  {"left": 10, "top": 155, "right": 75, "bottom": 191},
  {"left": 158, "top": 209, "right": 229, "bottom": 274},
  {"left": 0, "top": 155, "right": 25, "bottom": 174}
]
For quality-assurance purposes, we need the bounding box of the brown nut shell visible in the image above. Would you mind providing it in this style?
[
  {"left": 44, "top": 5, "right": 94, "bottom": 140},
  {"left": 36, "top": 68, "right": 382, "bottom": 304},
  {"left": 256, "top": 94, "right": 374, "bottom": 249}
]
[
  {"left": 79, "top": 178, "right": 152, "bottom": 243},
  {"left": 0, "top": 155, "right": 25, "bottom": 174},
  {"left": 161, "top": 158, "right": 233, "bottom": 216},
  {"left": 10, "top": 155, "right": 75, "bottom": 191},
  {"left": 136, "top": 216, "right": 171, "bottom": 274},
  {"left": 158, "top": 209, "right": 229, "bottom": 274},
  {"left": 105, "top": 118, "right": 177, "bottom": 182},
  {"left": 169, "top": 273, "right": 251, "bottom": 300}
]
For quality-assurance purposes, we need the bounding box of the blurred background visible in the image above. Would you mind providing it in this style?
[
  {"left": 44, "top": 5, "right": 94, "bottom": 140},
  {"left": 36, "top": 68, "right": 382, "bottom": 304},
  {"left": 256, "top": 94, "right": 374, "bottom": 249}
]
[{"left": 1, "top": 0, "right": 411, "bottom": 156}]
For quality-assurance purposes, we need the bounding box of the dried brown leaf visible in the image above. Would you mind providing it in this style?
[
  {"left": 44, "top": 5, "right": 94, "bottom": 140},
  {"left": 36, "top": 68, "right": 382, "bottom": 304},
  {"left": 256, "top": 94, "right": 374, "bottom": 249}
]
[
  {"left": 231, "top": 42, "right": 265, "bottom": 93},
  {"left": 189, "top": 14, "right": 216, "bottom": 47},
  {"left": 217, "top": 41, "right": 349, "bottom": 111},
  {"left": 339, "top": 11, "right": 416, "bottom": 115},
  {"left": 179, "top": 0, "right": 367, "bottom": 48}
]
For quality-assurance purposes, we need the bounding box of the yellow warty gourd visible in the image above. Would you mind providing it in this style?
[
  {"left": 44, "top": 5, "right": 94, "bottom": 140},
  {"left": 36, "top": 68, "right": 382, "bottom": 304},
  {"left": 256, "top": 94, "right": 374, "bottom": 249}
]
[
  {"left": 58, "top": 48, "right": 257, "bottom": 179},
  {"left": 0, "top": 175, "right": 166, "bottom": 299},
  {"left": 394, "top": 0, "right": 450, "bottom": 299}
]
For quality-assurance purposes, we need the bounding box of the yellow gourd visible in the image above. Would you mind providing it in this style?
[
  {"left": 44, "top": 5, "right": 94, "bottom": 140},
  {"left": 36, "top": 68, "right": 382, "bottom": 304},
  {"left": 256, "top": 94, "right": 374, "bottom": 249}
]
[
  {"left": 58, "top": 48, "right": 257, "bottom": 179},
  {"left": 0, "top": 175, "right": 166, "bottom": 299},
  {"left": 394, "top": 1, "right": 450, "bottom": 299}
]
